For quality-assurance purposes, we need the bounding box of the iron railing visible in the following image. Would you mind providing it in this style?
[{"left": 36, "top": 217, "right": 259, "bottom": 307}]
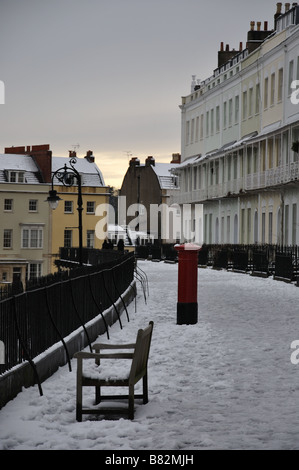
[{"left": 0, "top": 252, "right": 135, "bottom": 378}]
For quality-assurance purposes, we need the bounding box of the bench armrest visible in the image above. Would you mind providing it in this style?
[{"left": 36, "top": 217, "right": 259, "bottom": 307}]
[{"left": 92, "top": 342, "right": 136, "bottom": 352}]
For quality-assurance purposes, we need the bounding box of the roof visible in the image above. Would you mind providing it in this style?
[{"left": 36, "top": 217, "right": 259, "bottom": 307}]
[
  {"left": 0, "top": 154, "right": 41, "bottom": 183},
  {"left": 0, "top": 153, "right": 106, "bottom": 187},
  {"left": 52, "top": 157, "right": 105, "bottom": 187},
  {"left": 151, "top": 163, "right": 179, "bottom": 189}
]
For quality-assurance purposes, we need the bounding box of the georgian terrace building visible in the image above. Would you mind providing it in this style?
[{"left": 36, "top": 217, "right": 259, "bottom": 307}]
[
  {"left": 170, "top": 3, "right": 299, "bottom": 246},
  {"left": 0, "top": 145, "right": 109, "bottom": 284}
]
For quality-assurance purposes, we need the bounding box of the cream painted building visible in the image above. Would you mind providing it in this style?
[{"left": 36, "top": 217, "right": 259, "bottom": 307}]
[
  {"left": 0, "top": 153, "right": 51, "bottom": 285},
  {"left": 0, "top": 145, "right": 109, "bottom": 284},
  {"left": 171, "top": 3, "right": 299, "bottom": 246}
]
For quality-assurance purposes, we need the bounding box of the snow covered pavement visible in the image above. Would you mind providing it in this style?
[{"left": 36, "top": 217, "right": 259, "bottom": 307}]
[{"left": 1, "top": 260, "right": 299, "bottom": 450}]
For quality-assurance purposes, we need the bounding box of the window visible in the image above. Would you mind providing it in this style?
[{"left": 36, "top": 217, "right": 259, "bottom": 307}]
[
  {"left": 206, "top": 111, "right": 209, "bottom": 136},
  {"left": 29, "top": 199, "right": 38, "bottom": 212},
  {"left": 223, "top": 102, "right": 227, "bottom": 128},
  {"left": 235, "top": 95, "right": 239, "bottom": 123},
  {"left": 210, "top": 109, "right": 214, "bottom": 135},
  {"left": 278, "top": 68, "right": 283, "bottom": 102},
  {"left": 64, "top": 200, "right": 73, "bottom": 213},
  {"left": 195, "top": 116, "right": 199, "bottom": 141},
  {"left": 216, "top": 106, "right": 220, "bottom": 133},
  {"left": 228, "top": 99, "right": 233, "bottom": 126},
  {"left": 64, "top": 230, "right": 72, "bottom": 248},
  {"left": 255, "top": 83, "right": 260, "bottom": 114},
  {"left": 268, "top": 212, "right": 273, "bottom": 245},
  {"left": 249, "top": 88, "right": 253, "bottom": 117},
  {"left": 193, "top": 167, "right": 197, "bottom": 190},
  {"left": 200, "top": 114, "right": 204, "bottom": 140},
  {"left": 3, "top": 229, "right": 12, "bottom": 248},
  {"left": 185, "top": 121, "right": 190, "bottom": 145},
  {"left": 292, "top": 203, "right": 297, "bottom": 245},
  {"left": 86, "top": 201, "right": 95, "bottom": 214},
  {"left": 271, "top": 73, "right": 275, "bottom": 106},
  {"left": 242, "top": 91, "right": 247, "bottom": 120},
  {"left": 289, "top": 60, "right": 294, "bottom": 95},
  {"left": 21, "top": 226, "right": 43, "bottom": 248},
  {"left": 8, "top": 171, "right": 25, "bottom": 183},
  {"left": 87, "top": 230, "right": 95, "bottom": 248},
  {"left": 191, "top": 118, "right": 195, "bottom": 143},
  {"left": 29, "top": 263, "right": 42, "bottom": 280},
  {"left": 264, "top": 77, "right": 268, "bottom": 109},
  {"left": 4, "top": 199, "right": 13, "bottom": 211}
]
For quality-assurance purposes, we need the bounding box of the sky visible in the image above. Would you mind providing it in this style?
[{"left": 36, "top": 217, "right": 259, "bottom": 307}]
[{"left": 0, "top": 0, "right": 278, "bottom": 188}]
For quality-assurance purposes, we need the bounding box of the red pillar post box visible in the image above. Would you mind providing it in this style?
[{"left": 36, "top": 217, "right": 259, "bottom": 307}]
[{"left": 175, "top": 243, "right": 201, "bottom": 325}]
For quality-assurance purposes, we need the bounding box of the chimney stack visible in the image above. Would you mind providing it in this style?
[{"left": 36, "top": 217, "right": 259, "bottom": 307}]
[
  {"left": 285, "top": 3, "right": 291, "bottom": 11},
  {"left": 129, "top": 157, "right": 140, "bottom": 168},
  {"left": 218, "top": 43, "right": 239, "bottom": 67},
  {"left": 171, "top": 153, "right": 181, "bottom": 164},
  {"left": 247, "top": 19, "right": 273, "bottom": 53},
  {"left": 145, "top": 156, "right": 155, "bottom": 167},
  {"left": 84, "top": 150, "right": 95, "bottom": 163}
]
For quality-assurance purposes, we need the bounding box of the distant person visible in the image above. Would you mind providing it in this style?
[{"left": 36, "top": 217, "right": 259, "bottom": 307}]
[
  {"left": 107, "top": 239, "right": 113, "bottom": 249},
  {"left": 117, "top": 238, "right": 125, "bottom": 251},
  {"left": 102, "top": 239, "right": 109, "bottom": 249}
]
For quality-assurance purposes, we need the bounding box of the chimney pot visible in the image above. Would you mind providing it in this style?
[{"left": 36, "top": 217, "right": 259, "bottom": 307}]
[
  {"left": 220, "top": 42, "right": 224, "bottom": 51},
  {"left": 250, "top": 21, "right": 255, "bottom": 30},
  {"left": 226, "top": 44, "right": 230, "bottom": 51},
  {"left": 239, "top": 42, "right": 243, "bottom": 51},
  {"left": 285, "top": 3, "right": 290, "bottom": 11},
  {"left": 264, "top": 21, "right": 268, "bottom": 30},
  {"left": 257, "top": 21, "right": 261, "bottom": 31}
]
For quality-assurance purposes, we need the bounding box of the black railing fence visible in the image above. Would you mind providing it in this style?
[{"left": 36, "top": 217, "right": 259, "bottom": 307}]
[
  {"left": 136, "top": 242, "right": 299, "bottom": 282},
  {"left": 0, "top": 252, "right": 135, "bottom": 377},
  {"left": 201, "top": 244, "right": 299, "bottom": 281}
]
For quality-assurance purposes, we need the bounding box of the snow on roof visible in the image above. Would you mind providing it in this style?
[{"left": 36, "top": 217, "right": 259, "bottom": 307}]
[
  {"left": 0, "top": 154, "right": 40, "bottom": 172},
  {"left": 52, "top": 156, "right": 105, "bottom": 187},
  {"left": 0, "top": 154, "right": 41, "bottom": 184},
  {"left": 151, "top": 163, "right": 179, "bottom": 189}
]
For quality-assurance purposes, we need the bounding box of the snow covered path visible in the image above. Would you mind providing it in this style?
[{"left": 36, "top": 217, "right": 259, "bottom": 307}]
[{"left": 1, "top": 260, "right": 299, "bottom": 450}]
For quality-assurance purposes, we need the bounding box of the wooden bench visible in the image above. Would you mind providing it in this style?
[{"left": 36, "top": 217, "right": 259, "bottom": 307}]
[{"left": 74, "top": 321, "right": 154, "bottom": 421}]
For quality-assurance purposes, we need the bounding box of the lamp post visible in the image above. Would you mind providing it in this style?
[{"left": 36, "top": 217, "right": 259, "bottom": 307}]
[{"left": 47, "top": 156, "right": 83, "bottom": 266}]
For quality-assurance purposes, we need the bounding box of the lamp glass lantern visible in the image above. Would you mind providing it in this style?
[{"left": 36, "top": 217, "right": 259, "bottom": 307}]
[{"left": 47, "top": 189, "right": 62, "bottom": 210}]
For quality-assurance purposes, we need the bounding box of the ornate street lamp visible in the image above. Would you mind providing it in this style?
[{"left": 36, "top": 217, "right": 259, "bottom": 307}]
[{"left": 47, "top": 156, "right": 83, "bottom": 266}]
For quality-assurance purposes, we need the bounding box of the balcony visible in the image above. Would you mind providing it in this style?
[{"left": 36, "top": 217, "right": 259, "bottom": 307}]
[{"left": 169, "top": 161, "right": 299, "bottom": 205}]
